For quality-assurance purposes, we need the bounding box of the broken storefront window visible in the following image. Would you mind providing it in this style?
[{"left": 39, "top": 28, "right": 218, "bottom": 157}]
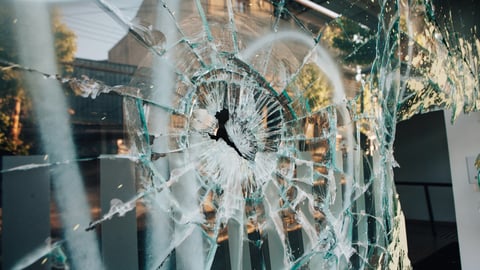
[{"left": 1, "top": 0, "right": 479, "bottom": 269}]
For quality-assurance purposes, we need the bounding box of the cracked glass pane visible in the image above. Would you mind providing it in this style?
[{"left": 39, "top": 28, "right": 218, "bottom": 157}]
[{"left": 0, "top": 0, "right": 479, "bottom": 269}]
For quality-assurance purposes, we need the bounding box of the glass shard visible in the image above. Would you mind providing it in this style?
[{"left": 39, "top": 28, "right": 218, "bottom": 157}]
[{"left": 1, "top": 0, "right": 479, "bottom": 269}]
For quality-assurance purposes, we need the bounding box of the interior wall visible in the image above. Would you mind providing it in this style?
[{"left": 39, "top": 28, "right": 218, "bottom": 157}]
[
  {"left": 430, "top": 1, "right": 480, "bottom": 268},
  {"left": 444, "top": 110, "right": 480, "bottom": 270}
]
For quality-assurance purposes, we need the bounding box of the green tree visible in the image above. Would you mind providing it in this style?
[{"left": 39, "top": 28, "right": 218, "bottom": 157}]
[
  {"left": 52, "top": 8, "right": 77, "bottom": 74},
  {"left": 324, "top": 17, "right": 376, "bottom": 66},
  {"left": 0, "top": 5, "right": 76, "bottom": 155},
  {"left": 287, "top": 62, "right": 333, "bottom": 112}
]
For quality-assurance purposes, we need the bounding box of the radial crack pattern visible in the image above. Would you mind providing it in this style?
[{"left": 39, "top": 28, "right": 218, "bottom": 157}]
[{"left": 1, "top": 0, "right": 479, "bottom": 269}]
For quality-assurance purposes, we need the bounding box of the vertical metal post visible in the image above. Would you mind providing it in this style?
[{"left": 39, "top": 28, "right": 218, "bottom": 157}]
[{"left": 100, "top": 157, "right": 139, "bottom": 270}]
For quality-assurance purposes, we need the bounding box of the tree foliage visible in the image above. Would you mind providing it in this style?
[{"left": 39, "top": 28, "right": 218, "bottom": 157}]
[
  {"left": 287, "top": 62, "right": 333, "bottom": 112},
  {"left": 52, "top": 8, "right": 77, "bottom": 74},
  {"left": 0, "top": 5, "right": 77, "bottom": 155},
  {"left": 324, "top": 17, "right": 376, "bottom": 66}
]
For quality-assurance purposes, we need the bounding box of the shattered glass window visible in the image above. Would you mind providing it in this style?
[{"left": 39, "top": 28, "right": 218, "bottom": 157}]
[{"left": 0, "top": 0, "right": 479, "bottom": 269}]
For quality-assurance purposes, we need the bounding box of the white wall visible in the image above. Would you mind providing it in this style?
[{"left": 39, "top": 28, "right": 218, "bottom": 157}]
[{"left": 444, "top": 110, "right": 480, "bottom": 270}]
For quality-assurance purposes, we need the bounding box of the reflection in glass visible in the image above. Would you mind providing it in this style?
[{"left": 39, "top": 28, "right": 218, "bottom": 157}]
[{"left": 0, "top": 0, "right": 479, "bottom": 269}]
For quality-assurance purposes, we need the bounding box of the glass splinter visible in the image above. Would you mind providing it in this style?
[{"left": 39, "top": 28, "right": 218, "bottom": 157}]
[{"left": 2, "top": 0, "right": 479, "bottom": 269}]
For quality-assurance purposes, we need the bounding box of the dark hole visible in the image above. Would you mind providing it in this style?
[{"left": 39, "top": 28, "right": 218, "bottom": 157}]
[{"left": 209, "top": 108, "right": 246, "bottom": 159}]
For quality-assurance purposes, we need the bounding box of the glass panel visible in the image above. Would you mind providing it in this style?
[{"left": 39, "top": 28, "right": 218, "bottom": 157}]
[{"left": 0, "top": 0, "right": 478, "bottom": 269}]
